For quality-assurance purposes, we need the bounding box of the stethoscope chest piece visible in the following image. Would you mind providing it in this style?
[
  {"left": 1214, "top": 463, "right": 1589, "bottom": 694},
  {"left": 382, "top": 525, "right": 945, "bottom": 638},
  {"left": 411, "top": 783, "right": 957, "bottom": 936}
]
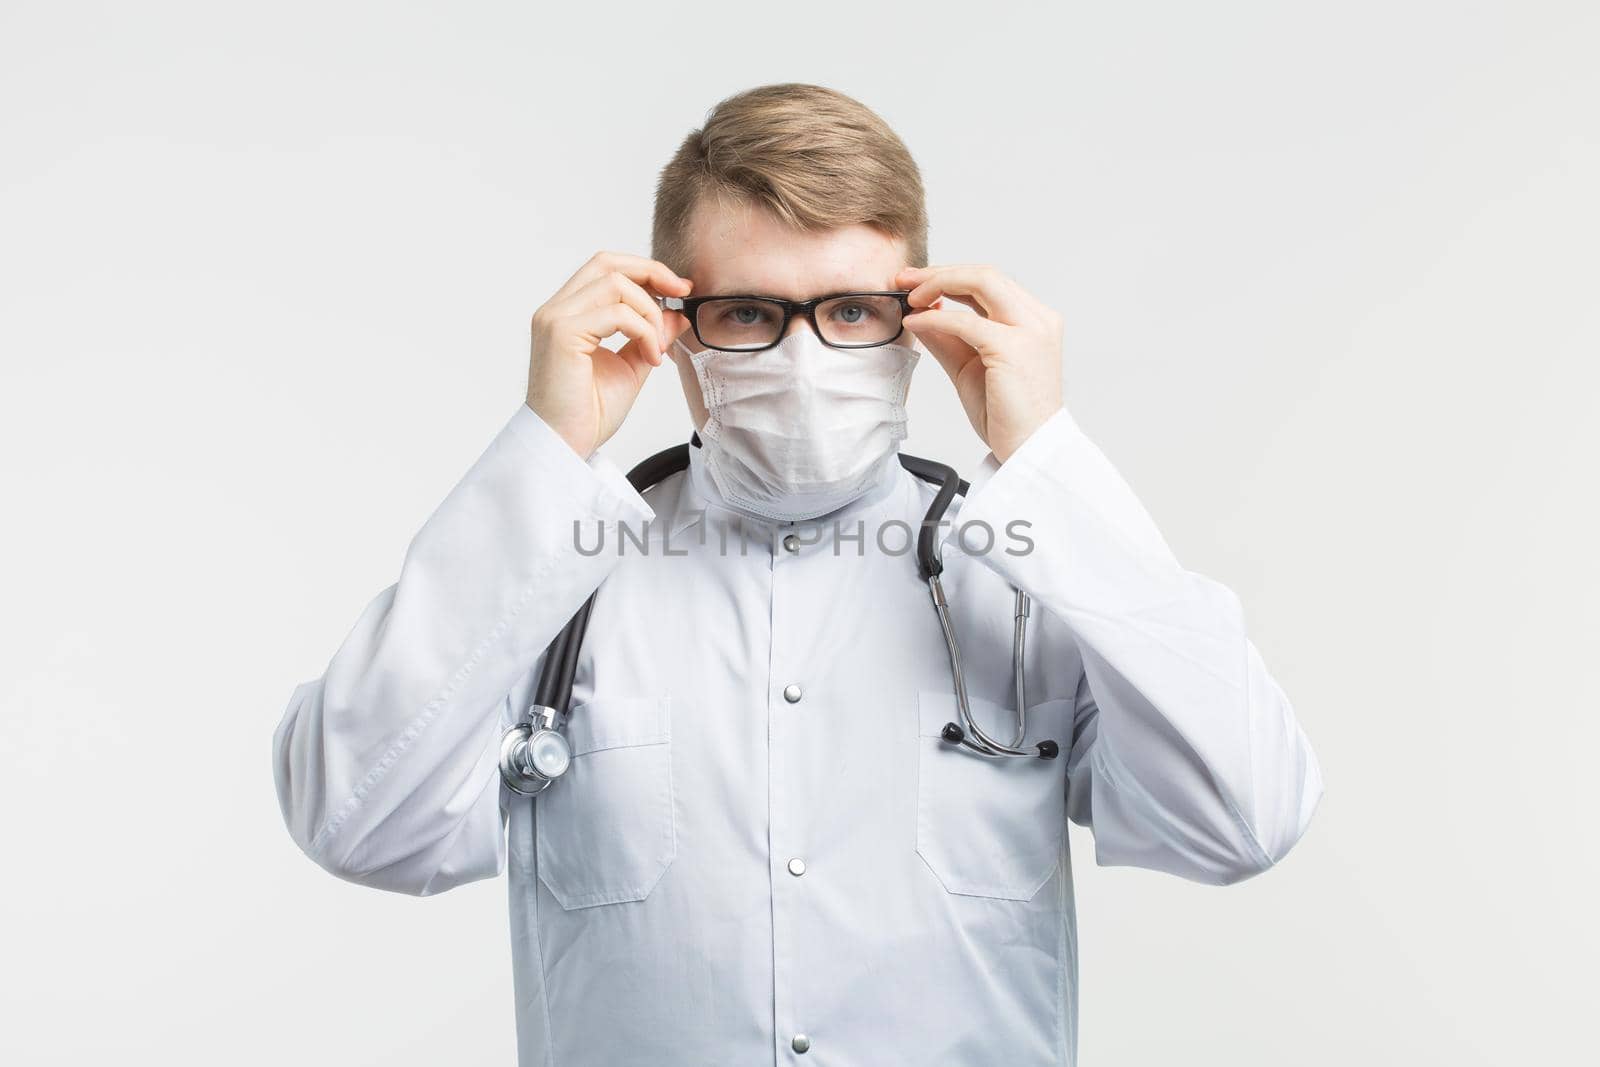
[{"left": 499, "top": 704, "right": 572, "bottom": 796}]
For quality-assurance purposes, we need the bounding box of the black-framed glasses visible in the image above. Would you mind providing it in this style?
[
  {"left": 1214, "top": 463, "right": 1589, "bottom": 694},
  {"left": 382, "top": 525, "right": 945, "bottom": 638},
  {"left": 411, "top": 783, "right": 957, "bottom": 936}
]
[{"left": 658, "top": 290, "right": 915, "bottom": 352}]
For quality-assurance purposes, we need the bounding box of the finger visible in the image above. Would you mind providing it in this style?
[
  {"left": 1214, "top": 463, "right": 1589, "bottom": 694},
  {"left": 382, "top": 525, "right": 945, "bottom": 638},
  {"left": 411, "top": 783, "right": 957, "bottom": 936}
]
[
  {"left": 901, "top": 306, "right": 1009, "bottom": 354},
  {"left": 896, "top": 264, "right": 995, "bottom": 304},
  {"left": 906, "top": 317, "right": 981, "bottom": 388},
  {"left": 554, "top": 251, "right": 692, "bottom": 303},
  {"left": 662, "top": 307, "right": 692, "bottom": 349},
  {"left": 896, "top": 264, "right": 1039, "bottom": 327},
  {"left": 898, "top": 264, "right": 1031, "bottom": 324},
  {"left": 897, "top": 262, "right": 1013, "bottom": 292},
  {"left": 899, "top": 287, "right": 992, "bottom": 323},
  {"left": 554, "top": 270, "right": 672, "bottom": 351},
  {"left": 920, "top": 291, "right": 984, "bottom": 316},
  {"left": 570, "top": 303, "right": 667, "bottom": 367},
  {"left": 610, "top": 334, "right": 660, "bottom": 382},
  {"left": 550, "top": 251, "right": 693, "bottom": 306}
]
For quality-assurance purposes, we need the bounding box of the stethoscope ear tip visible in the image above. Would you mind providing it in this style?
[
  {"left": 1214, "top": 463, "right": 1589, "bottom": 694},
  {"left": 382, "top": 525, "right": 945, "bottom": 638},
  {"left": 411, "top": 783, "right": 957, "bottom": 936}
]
[{"left": 940, "top": 720, "right": 1060, "bottom": 760}]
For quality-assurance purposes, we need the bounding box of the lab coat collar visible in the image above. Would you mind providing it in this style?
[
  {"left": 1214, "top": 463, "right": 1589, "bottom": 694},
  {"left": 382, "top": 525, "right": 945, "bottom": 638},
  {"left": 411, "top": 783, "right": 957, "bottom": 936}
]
[{"left": 667, "top": 427, "right": 914, "bottom": 542}]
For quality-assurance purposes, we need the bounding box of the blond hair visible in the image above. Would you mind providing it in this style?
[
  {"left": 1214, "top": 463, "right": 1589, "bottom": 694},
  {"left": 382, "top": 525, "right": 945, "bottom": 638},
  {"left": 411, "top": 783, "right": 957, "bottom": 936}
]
[{"left": 652, "top": 83, "right": 928, "bottom": 276}]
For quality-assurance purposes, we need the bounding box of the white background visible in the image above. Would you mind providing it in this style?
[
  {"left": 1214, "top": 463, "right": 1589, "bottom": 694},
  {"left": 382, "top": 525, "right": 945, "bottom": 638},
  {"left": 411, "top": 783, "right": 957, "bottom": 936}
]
[{"left": 2, "top": 2, "right": 1595, "bottom": 1063}]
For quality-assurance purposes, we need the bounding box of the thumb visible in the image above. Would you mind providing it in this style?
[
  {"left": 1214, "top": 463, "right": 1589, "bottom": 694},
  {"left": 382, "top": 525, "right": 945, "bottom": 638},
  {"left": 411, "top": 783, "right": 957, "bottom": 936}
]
[
  {"left": 904, "top": 310, "right": 979, "bottom": 386},
  {"left": 613, "top": 335, "right": 660, "bottom": 384}
]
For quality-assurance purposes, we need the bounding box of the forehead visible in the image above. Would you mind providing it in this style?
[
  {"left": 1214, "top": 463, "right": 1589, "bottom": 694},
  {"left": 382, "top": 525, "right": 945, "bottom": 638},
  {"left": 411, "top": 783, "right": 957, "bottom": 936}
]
[{"left": 686, "top": 196, "right": 906, "bottom": 299}]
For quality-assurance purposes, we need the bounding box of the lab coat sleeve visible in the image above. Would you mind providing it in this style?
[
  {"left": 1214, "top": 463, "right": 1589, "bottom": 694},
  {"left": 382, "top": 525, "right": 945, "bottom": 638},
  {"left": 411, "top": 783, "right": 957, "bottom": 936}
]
[
  {"left": 953, "top": 405, "right": 1322, "bottom": 886},
  {"left": 271, "top": 403, "right": 654, "bottom": 896}
]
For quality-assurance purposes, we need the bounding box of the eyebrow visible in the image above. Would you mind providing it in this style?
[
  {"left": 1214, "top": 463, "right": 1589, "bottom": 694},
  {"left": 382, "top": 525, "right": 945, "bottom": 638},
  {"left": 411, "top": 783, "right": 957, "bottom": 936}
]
[{"left": 697, "top": 286, "right": 890, "bottom": 300}]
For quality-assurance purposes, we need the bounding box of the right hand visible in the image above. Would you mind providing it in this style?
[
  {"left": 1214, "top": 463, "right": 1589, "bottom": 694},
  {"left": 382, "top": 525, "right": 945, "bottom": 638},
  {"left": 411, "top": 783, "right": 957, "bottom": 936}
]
[{"left": 526, "top": 251, "right": 693, "bottom": 459}]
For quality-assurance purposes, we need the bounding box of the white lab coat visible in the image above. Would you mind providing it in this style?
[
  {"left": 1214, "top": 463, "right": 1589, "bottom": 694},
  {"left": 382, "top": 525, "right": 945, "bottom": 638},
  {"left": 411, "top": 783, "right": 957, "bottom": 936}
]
[{"left": 272, "top": 402, "right": 1321, "bottom": 1065}]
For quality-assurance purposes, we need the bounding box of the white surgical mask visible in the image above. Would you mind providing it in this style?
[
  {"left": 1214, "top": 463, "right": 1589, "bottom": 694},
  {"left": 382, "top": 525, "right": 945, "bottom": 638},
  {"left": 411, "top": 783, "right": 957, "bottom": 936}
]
[{"left": 675, "top": 329, "right": 920, "bottom": 522}]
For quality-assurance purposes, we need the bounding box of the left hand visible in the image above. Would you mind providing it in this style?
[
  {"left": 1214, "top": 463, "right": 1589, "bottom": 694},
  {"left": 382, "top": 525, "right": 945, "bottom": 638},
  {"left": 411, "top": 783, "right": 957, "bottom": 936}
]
[{"left": 896, "top": 264, "right": 1065, "bottom": 464}]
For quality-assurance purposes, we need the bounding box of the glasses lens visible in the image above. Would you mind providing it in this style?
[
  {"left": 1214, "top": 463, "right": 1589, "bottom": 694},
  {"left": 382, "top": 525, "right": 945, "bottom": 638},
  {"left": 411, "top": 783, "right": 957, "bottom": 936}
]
[
  {"left": 815, "top": 294, "right": 905, "bottom": 347},
  {"left": 695, "top": 298, "right": 786, "bottom": 350}
]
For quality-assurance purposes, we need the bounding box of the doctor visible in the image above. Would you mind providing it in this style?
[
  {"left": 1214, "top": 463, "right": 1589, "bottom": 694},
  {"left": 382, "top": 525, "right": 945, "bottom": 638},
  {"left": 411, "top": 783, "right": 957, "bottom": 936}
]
[{"left": 272, "top": 82, "right": 1321, "bottom": 1066}]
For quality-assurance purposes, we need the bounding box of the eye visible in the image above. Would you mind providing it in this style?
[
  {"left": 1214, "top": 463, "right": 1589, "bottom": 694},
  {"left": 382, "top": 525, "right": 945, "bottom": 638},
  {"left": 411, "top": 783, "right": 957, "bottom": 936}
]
[
  {"left": 829, "top": 301, "right": 878, "bottom": 324},
  {"left": 716, "top": 300, "right": 779, "bottom": 326}
]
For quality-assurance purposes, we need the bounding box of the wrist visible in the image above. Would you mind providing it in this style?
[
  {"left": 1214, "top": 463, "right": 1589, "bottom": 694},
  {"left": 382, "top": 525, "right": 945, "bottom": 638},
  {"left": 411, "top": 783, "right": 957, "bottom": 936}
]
[
  {"left": 521, "top": 399, "right": 595, "bottom": 462},
  {"left": 991, "top": 402, "right": 1066, "bottom": 464}
]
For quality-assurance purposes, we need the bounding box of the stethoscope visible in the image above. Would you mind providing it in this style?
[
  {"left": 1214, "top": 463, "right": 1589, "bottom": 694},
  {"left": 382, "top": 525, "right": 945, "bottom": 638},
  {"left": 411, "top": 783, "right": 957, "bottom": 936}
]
[{"left": 499, "top": 436, "right": 1059, "bottom": 796}]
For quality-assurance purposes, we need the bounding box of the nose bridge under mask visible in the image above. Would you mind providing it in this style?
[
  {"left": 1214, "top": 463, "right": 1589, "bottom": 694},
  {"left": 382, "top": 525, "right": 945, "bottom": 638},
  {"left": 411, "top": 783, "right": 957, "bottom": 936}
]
[{"left": 678, "top": 328, "right": 920, "bottom": 522}]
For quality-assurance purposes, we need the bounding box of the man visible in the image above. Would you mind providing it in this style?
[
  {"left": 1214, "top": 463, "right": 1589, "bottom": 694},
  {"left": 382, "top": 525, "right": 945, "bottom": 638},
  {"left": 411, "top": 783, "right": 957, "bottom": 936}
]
[{"left": 272, "top": 82, "right": 1322, "bottom": 1065}]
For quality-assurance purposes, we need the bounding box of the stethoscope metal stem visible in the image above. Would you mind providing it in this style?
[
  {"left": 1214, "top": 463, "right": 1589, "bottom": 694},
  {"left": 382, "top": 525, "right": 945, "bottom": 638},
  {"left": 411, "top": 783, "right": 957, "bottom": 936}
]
[
  {"left": 927, "top": 575, "right": 1055, "bottom": 760},
  {"left": 1011, "top": 588, "right": 1031, "bottom": 749}
]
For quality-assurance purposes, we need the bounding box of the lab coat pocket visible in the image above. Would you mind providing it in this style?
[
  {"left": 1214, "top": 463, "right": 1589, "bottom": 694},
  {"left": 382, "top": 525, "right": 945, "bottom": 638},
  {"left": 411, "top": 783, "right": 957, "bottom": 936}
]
[
  {"left": 535, "top": 694, "right": 676, "bottom": 910},
  {"left": 915, "top": 689, "right": 1072, "bottom": 901}
]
